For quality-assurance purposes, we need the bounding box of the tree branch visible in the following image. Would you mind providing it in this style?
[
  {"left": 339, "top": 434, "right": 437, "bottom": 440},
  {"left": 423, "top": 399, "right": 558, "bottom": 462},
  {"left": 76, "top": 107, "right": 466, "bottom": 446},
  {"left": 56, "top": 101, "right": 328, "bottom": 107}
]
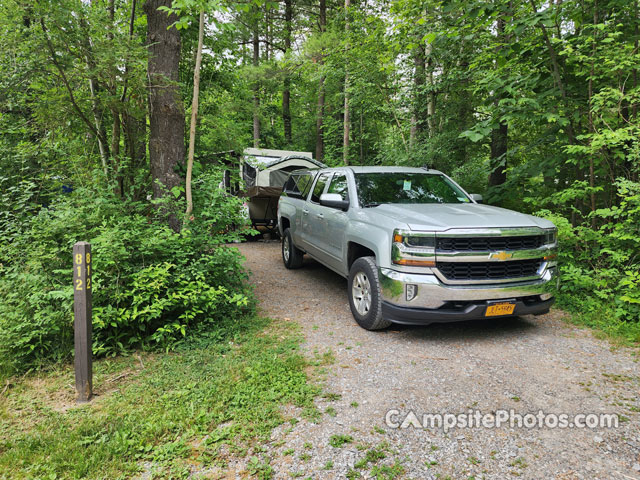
[
  {"left": 528, "top": 0, "right": 576, "bottom": 144},
  {"left": 40, "top": 17, "right": 108, "bottom": 146},
  {"left": 121, "top": 0, "right": 137, "bottom": 103}
]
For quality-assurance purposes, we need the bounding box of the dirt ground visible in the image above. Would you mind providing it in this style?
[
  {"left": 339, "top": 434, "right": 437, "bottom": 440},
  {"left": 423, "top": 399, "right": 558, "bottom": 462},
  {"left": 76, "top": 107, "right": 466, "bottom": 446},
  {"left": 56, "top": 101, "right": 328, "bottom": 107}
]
[{"left": 237, "top": 241, "right": 640, "bottom": 480}]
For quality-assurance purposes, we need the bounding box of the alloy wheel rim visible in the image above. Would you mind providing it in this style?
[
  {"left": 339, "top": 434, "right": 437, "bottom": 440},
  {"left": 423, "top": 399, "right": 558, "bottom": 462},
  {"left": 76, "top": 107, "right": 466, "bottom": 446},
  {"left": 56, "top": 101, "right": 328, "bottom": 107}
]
[
  {"left": 283, "top": 237, "right": 290, "bottom": 262},
  {"left": 352, "top": 272, "right": 372, "bottom": 315}
]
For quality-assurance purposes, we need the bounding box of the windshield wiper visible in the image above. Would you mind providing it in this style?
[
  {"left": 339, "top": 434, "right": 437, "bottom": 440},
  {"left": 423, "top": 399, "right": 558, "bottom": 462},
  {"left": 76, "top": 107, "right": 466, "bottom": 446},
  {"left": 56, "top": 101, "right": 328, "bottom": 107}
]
[{"left": 362, "top": 202, "right": 381, "bottom": 208}]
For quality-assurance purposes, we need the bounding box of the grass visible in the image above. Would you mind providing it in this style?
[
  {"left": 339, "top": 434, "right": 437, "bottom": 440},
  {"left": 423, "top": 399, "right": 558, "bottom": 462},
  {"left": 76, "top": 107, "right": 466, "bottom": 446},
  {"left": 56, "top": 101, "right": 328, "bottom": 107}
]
[
  {"left": 328, "top": 434, "right": 354, "bottom": 448},
  {"left": 0, "top": 315, "right": 319, "bottom": 479},
  {"left": 322, "top": 392, "right": 341, "bottom": 401},
  {"left": 510, "top": 457, "right": 528, "bottom": 469},
  {"left": 369, "top": 462, "right": 404, "bottom": 479},
  {"left": 555, "top": 296, "right": 640, "bottom": 347},
  {"left": 354, "top": 444, "right": 387, "bottom": 469}
]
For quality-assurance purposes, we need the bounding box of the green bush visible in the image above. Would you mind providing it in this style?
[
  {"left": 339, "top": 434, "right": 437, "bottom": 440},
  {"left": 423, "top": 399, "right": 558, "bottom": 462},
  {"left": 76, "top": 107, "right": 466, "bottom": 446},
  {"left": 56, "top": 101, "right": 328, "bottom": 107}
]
[
  {"left": 0, "top": 171, "right": 254, "bottom": 376},
  {"left": 538, "top": 178, "right": 640, "bottom": 339}
]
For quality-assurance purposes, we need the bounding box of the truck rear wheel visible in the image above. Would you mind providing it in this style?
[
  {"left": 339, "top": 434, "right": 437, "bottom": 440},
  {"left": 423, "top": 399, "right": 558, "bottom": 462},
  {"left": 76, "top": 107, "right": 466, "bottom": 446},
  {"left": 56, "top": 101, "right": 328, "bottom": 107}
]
[
  {"left": 282, "top": 228, "right": 304, "bottom": 269},
  {"left": 348, "top": 257, "right": 392, "bottom": 330}
]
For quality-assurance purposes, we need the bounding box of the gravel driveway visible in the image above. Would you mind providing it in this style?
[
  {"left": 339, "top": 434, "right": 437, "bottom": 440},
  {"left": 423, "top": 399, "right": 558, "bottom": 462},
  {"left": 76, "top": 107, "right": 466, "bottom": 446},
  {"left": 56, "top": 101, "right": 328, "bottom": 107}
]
[{"left": 237, "top": 241, "right": 640, "bottom": 480}]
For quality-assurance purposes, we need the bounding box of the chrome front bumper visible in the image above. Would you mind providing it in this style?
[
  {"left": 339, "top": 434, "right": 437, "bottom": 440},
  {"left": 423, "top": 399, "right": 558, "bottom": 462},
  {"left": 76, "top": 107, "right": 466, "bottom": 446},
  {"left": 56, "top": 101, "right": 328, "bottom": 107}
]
[{"left": 378, "top": 267, "right": 557, "bottom": 324}]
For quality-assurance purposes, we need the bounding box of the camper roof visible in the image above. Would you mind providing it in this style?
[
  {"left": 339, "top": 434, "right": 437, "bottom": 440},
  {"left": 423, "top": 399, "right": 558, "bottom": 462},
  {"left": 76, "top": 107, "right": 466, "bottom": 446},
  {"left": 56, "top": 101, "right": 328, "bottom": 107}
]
[{"left": 242, "top": 148, "right": 324, "bottom": 170}]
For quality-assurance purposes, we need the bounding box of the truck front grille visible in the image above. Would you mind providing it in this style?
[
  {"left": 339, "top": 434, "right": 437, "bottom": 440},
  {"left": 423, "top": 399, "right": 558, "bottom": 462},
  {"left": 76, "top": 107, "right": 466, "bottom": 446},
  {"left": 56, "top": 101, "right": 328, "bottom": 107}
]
[
  {"left": 436, "top": 235, "right": 545, "bottom": 252},
  {"left": 437, "top": 259, "right": 542, "bottom": 281}
]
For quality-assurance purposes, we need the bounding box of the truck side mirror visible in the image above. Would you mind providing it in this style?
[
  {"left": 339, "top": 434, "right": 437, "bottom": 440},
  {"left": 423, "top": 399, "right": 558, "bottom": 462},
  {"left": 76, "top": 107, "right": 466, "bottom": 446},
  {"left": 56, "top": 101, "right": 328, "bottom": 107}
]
[
  {"left": 320, "top": 193, "right": 350, "bottom": 211},
  {"left": 470, "top": 193, "right": 483, "bottom": 203}
]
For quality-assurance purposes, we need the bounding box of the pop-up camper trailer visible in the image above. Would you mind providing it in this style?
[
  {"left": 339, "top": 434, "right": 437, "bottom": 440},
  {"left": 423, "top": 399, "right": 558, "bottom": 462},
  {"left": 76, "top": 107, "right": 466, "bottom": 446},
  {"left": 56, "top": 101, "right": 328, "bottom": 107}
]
[{"left": 240, "top": 148, "right": 325, "bottom": 234}]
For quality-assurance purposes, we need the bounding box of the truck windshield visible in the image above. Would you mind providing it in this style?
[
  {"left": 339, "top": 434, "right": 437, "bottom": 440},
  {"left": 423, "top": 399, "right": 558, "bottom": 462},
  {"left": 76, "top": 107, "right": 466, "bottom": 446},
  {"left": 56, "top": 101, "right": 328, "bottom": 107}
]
[{"left": 354, "top": 173, "right": 470, "bottom": 206}]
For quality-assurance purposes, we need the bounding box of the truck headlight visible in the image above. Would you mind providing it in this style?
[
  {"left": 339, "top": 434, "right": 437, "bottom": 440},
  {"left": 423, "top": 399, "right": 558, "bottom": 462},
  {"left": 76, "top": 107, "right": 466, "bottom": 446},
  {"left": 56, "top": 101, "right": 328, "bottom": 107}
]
[
  {"left": 544, "top": 228, "right": 557, "bottom": 246},
  {"left": 392, "top": 229, "right": 436, "bottom": 267}
]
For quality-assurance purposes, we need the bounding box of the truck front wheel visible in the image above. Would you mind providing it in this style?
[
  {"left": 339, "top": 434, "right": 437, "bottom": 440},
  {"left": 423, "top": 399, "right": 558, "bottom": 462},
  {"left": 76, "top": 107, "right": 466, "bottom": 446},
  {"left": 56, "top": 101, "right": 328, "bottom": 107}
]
[
  {"left": 282, "top": 228, "right": 304, "bottom": 269},
  {"left": 348, "top": 257, "right": 392, "bottom": 330}
]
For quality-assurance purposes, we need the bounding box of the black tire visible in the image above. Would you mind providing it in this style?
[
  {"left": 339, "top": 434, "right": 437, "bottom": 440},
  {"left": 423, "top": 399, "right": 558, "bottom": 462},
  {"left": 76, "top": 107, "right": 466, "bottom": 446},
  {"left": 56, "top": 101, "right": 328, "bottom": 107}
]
[
  {"left": 282, "top": 228, "right": 304, "bottom": 269},
  {"left": 348, "top": 256, "right": 392, "bottom": 330}
]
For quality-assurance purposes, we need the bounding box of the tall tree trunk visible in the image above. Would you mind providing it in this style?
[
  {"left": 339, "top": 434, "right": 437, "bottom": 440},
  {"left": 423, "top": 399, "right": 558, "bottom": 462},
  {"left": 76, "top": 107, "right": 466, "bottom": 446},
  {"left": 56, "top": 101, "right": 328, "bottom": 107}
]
[
  {"left": 118, "top": 0, "right": 147, "bottom": 199},
  {"left": 123, "top": 112, "right": 147, "bottom": 197},
  {"left": 107, "top": 0, "right": 123, "bottom": 196},
  {"left": 111, "top": 111, "right": 122, "bottom": 195},
  {"left": 359, "top": 106, "right": 363, "bottom": 164},
  {"left": 425, "top": 40, "right": 435, "bottom": 137},
  {"left": 252, "top": 22, "right": 260, "bottom": 148},
  {"left": 282, "top": 0, "right": 293, "bottom": 145},
  {"left": 587, "top": 2, "right": 598, "bottom": 222},
  {"left": 111, "top": 113, "right": 120, "bottom": 163},
  {"left": 489, "top": 121, "right": 508, "bottom": 186},
  {"left": 122, "top": 0, "right": 145, "bottom": 198},
  {"left": 120, "top": 0, "right": 137, "bottom": 106},
  {"left": 80, "top": 6, "right": 111, "bottom": 174},
  {"left": 409, "top": 114, "right": 417, "bottom": 146},
  {"left": 185, "top": 10, "right": 205, "bottom": 220},
  {"left": 343, "top": 0, "right": 350, "bottom": 165},
  {"left": 88, "top": 77, "right": 111, "bottom": 174},
  {"left": 144, "top": 0, "right": 185, "bottom": 231},
  {"left": 634, "top": 0, "right": 639, "bottom": 122},
  {"left": 488, "top": 15, "right": 508, "bottom": 187},
  {"left": 315, "top": 0, "right": 326, "bottom": 162},
  {"left": 265, "top": 4, "right": 271, "bottom": 61},
  {"left": 412, "top": 43, "right": 426, "bottom": 142},
  {"left": 316, "top": 75, "right": 325, "bottom": 161},
  {"left": 633, "top": 0, "right": 639, "bottom": 182}
]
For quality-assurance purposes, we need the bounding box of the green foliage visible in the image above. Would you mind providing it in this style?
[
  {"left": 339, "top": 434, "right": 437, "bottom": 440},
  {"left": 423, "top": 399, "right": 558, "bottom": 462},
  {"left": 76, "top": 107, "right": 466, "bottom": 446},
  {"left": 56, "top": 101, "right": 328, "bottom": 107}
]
[
  {"left": 1, "top": 0, "right": 639, "bottom": 367},
  {"left": 0, "top": 171, "right": 253, "bottom": 377},
  {"left": 537, "top": 179, "right": 640, "bottom": 339},
  {"left": 0, "top": 316, "right": 319, "bottom": 479},
  {"left": 449, "top": 155, "right": 489, "bottom": 196}
]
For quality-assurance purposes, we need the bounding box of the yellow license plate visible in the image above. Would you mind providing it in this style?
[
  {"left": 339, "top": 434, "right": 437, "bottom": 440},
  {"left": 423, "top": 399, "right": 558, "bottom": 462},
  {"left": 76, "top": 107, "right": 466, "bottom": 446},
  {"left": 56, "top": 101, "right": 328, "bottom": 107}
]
[{"left": 485, "top": 302, "right": 516, "bottom": 317}]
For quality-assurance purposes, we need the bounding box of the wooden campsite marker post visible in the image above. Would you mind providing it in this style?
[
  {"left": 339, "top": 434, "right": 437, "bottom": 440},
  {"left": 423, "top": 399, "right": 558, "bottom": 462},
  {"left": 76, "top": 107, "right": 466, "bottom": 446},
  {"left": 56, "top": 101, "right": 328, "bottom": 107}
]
[{"left": 73, "top": 241, "right": 93, "bottom": 403}]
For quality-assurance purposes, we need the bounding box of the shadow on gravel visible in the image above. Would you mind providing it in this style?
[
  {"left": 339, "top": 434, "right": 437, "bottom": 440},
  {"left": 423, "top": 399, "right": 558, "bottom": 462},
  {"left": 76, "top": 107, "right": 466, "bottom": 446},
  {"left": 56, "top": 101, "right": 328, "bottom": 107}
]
[
  {"left": 386, "top": 316, "right": 538, "bottom": 343},
  {"left": 300, "top": 257, "right": 348, "bottom": 286}
]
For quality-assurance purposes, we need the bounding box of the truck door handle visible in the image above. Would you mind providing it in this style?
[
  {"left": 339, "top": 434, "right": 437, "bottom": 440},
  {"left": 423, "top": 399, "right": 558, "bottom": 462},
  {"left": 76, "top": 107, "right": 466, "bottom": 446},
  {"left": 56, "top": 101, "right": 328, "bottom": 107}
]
[{"left": 302, "top": 209, "right": 309, "bottom": 215}]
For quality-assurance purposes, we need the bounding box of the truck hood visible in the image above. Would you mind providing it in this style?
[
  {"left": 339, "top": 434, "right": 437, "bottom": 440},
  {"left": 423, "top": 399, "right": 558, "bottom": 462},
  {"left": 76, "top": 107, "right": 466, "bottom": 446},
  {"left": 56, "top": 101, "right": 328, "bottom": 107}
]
[{"left": 369, "top": 203, "right": 555, "bottom": 231}]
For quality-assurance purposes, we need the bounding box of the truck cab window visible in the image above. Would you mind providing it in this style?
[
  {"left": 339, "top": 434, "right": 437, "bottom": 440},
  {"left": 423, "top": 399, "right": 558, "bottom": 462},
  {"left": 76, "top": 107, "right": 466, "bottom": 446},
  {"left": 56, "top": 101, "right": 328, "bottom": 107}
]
[
  {"left": 283, "top": 172, "right": 315, "bottom": 199},
  {"left": 310, "top": 173, "right": 331, "bottom": 203},
  {"left": 297, "top": 173, "right": 315, "bottom": 198},
  {"left": 283, "top": 175, "right": 300, "bottom": 197},
  {"left": 327, "top": 174, "right": 349, "bottom": 200}
]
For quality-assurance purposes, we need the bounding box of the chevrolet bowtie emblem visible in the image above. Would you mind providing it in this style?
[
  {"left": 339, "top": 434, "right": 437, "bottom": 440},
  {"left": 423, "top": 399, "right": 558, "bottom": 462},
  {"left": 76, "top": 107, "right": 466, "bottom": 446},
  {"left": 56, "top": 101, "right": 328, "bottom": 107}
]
[{"left": 489, "top": 251, "right": 513, "bottom": 261}]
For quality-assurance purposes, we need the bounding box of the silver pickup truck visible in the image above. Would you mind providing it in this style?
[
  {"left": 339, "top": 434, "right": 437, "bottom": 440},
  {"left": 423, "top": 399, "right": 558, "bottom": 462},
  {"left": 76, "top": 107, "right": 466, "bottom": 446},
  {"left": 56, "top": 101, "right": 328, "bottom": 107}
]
[{"left": 277, "top": 166, "right": 558, "bottom": 330}]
